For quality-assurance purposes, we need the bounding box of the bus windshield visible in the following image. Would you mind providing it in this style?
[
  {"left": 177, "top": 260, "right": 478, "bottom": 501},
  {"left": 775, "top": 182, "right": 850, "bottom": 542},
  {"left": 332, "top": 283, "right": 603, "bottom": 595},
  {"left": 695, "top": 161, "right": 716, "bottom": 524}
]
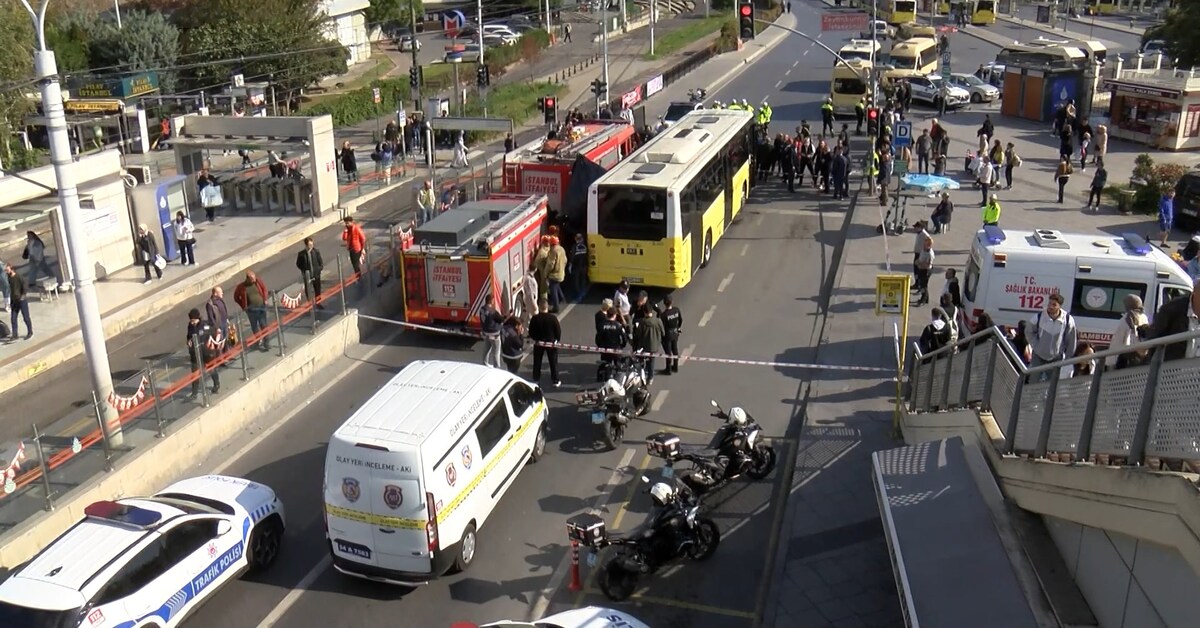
[
  {"left": 833, "top": 78, "right": 868, "bottom": 95},
  {"left": 895, "top": 0, "right": 916, "bottom": 10},
  {"left": 976, "top": 0, "right": 995, "bottom": 9},
  {"left": 890, "top": 55, "right": 918, "bottom": 71},
  {"left": 595, "top": 186, "right": 668, "bottom": 241},
  {"left": 840, "top": 50, "right": 873, "bottom": 62}
]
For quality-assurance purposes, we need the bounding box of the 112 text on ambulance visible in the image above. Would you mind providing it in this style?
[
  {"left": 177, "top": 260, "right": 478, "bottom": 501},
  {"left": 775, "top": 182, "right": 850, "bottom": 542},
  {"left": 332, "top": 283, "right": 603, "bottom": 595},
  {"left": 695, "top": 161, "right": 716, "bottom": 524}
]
[{"left": 1006, "top": 275, "right": 1055, "bottom": 310}]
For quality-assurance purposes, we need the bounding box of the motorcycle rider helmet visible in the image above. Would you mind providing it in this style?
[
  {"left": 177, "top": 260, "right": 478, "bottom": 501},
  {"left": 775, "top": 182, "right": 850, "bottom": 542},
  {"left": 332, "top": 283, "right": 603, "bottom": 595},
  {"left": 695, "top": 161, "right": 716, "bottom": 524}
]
[
  {"left": 649, "top": 482, "right": 675, "bottom": 507},
  {"left": 729, "top": 407, "right": 748, "bottom": 426}
]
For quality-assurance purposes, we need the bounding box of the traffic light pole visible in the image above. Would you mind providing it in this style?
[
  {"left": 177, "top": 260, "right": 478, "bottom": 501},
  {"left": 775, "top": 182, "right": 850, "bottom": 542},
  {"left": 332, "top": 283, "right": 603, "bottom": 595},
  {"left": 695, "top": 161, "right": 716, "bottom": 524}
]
[
  {"left": 477, "top": 0, "right": 487, "bottom": 116},
  {"left": 601, "top": 0, "right": 610, "bottom": 106},
  {"left": 410, "top": 0, "right": 421, "bottom": 112}
]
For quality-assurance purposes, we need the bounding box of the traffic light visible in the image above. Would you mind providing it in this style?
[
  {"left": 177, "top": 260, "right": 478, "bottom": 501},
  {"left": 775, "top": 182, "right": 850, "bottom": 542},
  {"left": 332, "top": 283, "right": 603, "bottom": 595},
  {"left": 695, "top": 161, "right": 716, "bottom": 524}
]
[
  {"left": 542, "top": 97, "right": 557, "bottom": 125},
  {"left": 739, "top": 0, "right": 755, "bottom": 41},
  {"left": 409, "top": 66, "right": 420, "bottom": 89},
  {"left": 590, "top": 79, "right": 606, "bottom": 97},
  {"left": 476, "top": 64, "right": 490, "bottom": 87},
  {"left": 866, "top": 107, "right": 879, "bottom": 136}
]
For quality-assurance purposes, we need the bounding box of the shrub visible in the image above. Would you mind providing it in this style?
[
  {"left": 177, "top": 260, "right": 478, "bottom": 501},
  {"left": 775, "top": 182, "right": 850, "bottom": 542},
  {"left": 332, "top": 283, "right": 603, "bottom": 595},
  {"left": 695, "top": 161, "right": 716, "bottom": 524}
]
[
  {"left": 1128, "top": 153, "right": 1188, "bottom": 214},
  {"left": 300, "top": 79, "right": 410, "bottom": 128}
]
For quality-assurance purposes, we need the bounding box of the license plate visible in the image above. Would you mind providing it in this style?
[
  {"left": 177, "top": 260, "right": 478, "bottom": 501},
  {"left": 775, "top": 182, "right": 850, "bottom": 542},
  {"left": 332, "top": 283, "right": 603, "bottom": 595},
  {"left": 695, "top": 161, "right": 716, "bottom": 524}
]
[
  {"left": 586, "top": 552, "right": 598, "bottom": 567},
  {"left": 591, "top": 412, "right": 606, "bottom": 424},
  {"left": 623, "top": 247, "right": 640, "bottom": 255},
  {"left": 661, "top": 465, "right": 674, "bottom": 478}
]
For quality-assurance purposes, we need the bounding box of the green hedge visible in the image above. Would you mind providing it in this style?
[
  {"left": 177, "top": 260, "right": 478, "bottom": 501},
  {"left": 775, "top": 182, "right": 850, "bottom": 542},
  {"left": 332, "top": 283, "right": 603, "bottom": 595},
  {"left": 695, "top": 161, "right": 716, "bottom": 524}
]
[
  {"left": 299, "top": 78, "right": 411, "bottom": 128},
  {"left": 485, "top": 29, "right": 552, "bottom": 79}
]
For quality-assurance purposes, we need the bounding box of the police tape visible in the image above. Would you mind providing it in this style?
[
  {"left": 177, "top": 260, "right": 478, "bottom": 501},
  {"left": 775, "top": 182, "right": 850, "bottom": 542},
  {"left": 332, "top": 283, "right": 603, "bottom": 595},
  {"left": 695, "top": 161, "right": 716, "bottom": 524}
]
[{"left": 357, "top": 314, "right": 894, "bottom": 374}]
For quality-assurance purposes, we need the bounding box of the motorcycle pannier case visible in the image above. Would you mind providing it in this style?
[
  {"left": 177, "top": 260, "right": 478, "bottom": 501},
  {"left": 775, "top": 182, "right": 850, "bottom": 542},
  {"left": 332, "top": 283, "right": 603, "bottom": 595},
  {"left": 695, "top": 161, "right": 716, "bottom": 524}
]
[
  {"left": 646, "top": 432, "right": 681, "bottom": 460},
  {"left": 567, "top": 513, "right": 607, "bottom": 547}
]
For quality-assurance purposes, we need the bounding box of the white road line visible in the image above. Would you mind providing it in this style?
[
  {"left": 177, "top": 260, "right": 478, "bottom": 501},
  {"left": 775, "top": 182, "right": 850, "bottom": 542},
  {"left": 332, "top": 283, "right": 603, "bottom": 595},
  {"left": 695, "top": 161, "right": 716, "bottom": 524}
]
[
  {"left": 681, "top": 344, "right": 696, "bottom": 365},
  {"left": 754, "top": 213, "right": 765, "bottom": 226},
  {"left": 739, "top": 243, "right": 749, "bottom": 257},
  {"left": 717, "top": 273, "right": 735, "bottom": 293},
  {"left": 651, "top": 389, "right": 670, "bottom": 413},
  {"left": 256, "top": 555, "right": 332, "bottom": 627},
  {"left": 784, "top": 69, "right": 791, "bottom": 76},
  {"left": 528, "top": 447, "right": 637, "bottom": 619},
  {"left": 774, "top": 80, "right": 782, "bottom": 89},
  {"left": 697, "top": 306, "right": 717, "bottom": 328},
  {"left": 803, "top": 49, "right": 809, "bottom": 56},
  {"left": 792, "top": 60, "right": 798, "bottom": 68}
]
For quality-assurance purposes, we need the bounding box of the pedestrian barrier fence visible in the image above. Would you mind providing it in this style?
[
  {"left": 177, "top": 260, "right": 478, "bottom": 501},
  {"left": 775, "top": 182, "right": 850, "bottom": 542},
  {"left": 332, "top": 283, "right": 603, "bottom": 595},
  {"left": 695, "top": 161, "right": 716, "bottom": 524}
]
[
  {"left": 908, "top": 325, "right": 1200, "bottom": 471},
  {"left": 0, "top": 235, "right": 403, "bottom": 535},
  {"left": 356, "top": 314, "right": 894, "bottom": 373}
]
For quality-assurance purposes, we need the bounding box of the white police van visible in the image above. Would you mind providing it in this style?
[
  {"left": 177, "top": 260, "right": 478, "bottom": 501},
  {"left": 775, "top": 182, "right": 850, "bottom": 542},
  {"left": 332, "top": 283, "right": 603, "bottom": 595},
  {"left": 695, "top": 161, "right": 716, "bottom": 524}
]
[
  {"left": 0, "top": 475, "right": 284, "bottom": 628},
  {"left": 963, "top": 227, "right": 1193, "bottom": 346},
  {"left": 323, "top": 360, "right": 549, "bottom": 584}
]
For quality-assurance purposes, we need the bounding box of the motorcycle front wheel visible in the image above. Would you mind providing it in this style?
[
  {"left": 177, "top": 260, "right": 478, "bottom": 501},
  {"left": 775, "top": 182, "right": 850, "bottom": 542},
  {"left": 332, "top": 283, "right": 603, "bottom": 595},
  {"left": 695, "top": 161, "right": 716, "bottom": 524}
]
[
  {"left": 597, "top": 560, "right": 639, "bottom": 601},
  {"left": 602, "top": 419, "right": 625, "bottom": 451},
  {"left": 687, "top": 518, "right": 722, "bottom": 561},
  {"left": 747, "top": 445, "right": 777, "bottom": 480}
]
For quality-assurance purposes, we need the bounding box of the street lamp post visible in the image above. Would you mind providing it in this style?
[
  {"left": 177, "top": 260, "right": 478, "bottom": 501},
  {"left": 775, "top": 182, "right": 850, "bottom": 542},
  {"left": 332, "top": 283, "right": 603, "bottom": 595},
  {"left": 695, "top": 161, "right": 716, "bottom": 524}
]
[
  {"left": 18, "top": 0, "right": 121, "bottom": 443},
  {"left": 601, "top": 0, "right": 611, "bottom": 104}
]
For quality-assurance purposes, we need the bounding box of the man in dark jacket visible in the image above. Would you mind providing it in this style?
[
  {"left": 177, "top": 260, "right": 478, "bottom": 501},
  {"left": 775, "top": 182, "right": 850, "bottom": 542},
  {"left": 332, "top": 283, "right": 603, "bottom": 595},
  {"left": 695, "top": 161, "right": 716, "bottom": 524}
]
[
  {"left": 596, "top": 308, "right": 628, "bottom": 381},
  {"left": 186, "top": 308, "right": 220, "bottom": 396},
  {"left": 5, "top": 264, "right": 31, "bottom": 340},
  {"left": 528, "top": 299, "right": 562, "bottom": 386},
  {"left": 632, "top": 308, "right": 664, "bottom": 384},
  {"left": 1150, "top": 281, "right": 1200, "bottom": 362},
  {"left": 830, "top": 147, "right": 849, "bottom": 200},
  {"left": 500, "top": 318, "right": 526, "bottom": 374},
  {"left": 781, "top": 136, "right": 797, "bottom": 193},
  {"left": 480, "top": 294, "right": 504, "bottom": 368},
  {"left": 660, "top": 297, "right": 683, "bottom": 374},
  {"left": 296, "top": 237, "right": 325, "bottom": 309}
]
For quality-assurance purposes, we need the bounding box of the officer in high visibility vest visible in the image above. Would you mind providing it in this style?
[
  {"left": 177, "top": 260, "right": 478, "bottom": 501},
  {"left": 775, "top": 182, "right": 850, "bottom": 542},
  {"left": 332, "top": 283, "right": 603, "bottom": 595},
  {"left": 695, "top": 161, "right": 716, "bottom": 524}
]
[
  {"left": 741, "top": 99, "right": 750, "bottom": 111},
  {"left": 855, "top": 98, "right": 866, "bottom": 135},
  {"left": 757, "top": 101, "right": 771, "bottom": 126},
  {"left": 982, "top": 194, "right": 1001, "bottom": 226},
  {"left": 866, "top": 149, "right": 880, "bottom": 195},
  {"left": 728, "top": 100, "right": 742, "bottom": 111},
  {"left": 820, "top": 97, "right": 835, "bottom": 136}
]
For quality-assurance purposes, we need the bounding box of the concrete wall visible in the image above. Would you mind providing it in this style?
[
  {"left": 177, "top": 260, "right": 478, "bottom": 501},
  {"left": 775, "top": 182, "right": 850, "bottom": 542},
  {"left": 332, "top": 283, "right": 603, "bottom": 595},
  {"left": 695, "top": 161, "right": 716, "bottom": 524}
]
[
  {"left": 1045, "top": 516, "right": 1200, "bottom": 628},
  {"left": 0, "top": 286, "right": 402, "bottom": 567}
]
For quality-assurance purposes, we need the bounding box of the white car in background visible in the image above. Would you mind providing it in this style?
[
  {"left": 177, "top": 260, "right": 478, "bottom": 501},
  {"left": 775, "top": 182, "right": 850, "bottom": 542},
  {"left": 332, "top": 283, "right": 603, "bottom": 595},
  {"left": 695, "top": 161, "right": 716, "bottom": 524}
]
[
  {"left": 0, "top": 475, "right": 284, "bottom": 628},
  {"left": 476, "top": 606, "right": 651, "bottom": 628},
  {"left": 661, "top": 100, "right": 704, "bottom": 127},
  {"left": 906, "top": 74, "right": 971, "bottom": 109},
  {"left": 948, "top": 73, "right": 1001, "bottom": 103}
]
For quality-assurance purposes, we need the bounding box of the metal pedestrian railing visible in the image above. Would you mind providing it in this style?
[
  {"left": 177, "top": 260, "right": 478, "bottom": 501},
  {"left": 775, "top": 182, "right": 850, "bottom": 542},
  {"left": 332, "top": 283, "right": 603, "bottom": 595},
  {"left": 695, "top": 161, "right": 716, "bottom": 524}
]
[{"left": 908, "top": 326, "right": 1200, "bottom": 471}]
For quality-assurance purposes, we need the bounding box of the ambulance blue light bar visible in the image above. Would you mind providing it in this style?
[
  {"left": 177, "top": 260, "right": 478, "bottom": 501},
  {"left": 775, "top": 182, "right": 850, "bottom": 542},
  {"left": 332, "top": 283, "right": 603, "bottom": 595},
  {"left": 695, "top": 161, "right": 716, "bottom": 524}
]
[
  {"left": 1121, "top": 233, "right": 1152, "bottom": 256},
  {"left": 84, "top": 500, "right": 163, "bottom": 528},
  {"left": 982, "top": 225, "right": 1006, "bottom": 245}
]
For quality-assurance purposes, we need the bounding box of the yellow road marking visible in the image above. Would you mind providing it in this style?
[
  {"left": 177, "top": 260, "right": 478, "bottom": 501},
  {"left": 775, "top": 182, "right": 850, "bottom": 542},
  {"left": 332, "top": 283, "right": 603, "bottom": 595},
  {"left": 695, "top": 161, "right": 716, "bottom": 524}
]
[
  {"left": 573, "top": 452, "right": 654, "bottom": 607},
  {"left": 582, "top": 588, "right": 757, "bottom": 620}
]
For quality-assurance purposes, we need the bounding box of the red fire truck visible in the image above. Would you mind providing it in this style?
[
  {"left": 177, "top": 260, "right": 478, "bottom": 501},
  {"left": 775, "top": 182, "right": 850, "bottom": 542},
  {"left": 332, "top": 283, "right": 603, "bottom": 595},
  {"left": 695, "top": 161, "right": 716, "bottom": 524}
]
[
  {"left": 400, "top": 193, "right": 549, "bottom": 328},
  {"left": 502, "top": 120, "right": 638, "bottom": 214}
]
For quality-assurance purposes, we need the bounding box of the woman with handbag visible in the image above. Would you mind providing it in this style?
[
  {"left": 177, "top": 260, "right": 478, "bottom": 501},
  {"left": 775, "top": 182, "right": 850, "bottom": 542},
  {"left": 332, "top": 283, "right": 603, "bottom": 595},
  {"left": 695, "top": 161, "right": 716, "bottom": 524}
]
[
  {"left": 136, "top": 224, "right": 163, "bottom": 284},
  {"left": 173, "top": 211, "right": 197, "bottom": 266}
]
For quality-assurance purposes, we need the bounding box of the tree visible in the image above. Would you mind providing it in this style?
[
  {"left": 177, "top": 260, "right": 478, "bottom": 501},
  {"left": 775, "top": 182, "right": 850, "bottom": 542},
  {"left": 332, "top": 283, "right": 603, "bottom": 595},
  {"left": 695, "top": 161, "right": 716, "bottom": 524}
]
[
  {"left": 0, "top": 0, "right": 34, "bottom": 172},
  {"left": 1154, "top": 4, "right": 1200, "bottom": 67},
  {"left": 181, "top": 0, "right": 347, "bottom": 107},
  {"left": 367, "top": 0, "right": 424, "bottom": 29},
  {"left": 85, "top": 11, "right": 181, "bottom": 92},
  {"left": 45, "top": 19, "right": 91, "bottom": 73}
]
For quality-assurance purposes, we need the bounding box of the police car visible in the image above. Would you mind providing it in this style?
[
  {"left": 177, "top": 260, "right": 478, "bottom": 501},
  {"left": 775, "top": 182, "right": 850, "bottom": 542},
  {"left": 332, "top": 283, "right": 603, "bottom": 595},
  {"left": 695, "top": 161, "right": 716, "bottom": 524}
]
[
  {"left": 474, "top": 606, "right": 650, "bottom": 628},
  {"left": 0, "top": 475, "right": 285, "bottom": 628}
]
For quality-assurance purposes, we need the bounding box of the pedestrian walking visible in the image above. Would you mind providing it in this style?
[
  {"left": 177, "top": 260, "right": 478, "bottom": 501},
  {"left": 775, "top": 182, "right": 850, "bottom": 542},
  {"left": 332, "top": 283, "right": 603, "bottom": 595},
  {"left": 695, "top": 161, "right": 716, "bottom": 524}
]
[
  {"left": 564, "top": 22, "right": 572, "bottom": 42},
  {"left": 186, "top": 308, "right": 221, "bottom": 396},
  {"left": 504, "top": 132, "right": 515, "bottom": 154},
  {"left": 821, "top": 97, "right": 835, "bottom": 136},
  {"left": 452, "top": 132, "right": 470, "bottom": 168},
  {"left": 1027, "top": 293, "right": 1077, "bottom": 380},
  {"left": 480, "top": 294, "right": 504, "bottom": 368},
  {"left": 136, "top": 224, "right": 163, "bottom": 284},
  {"left": 377, "top": 140, "right": 395, "bottom": 184},
  {"left": 339, "top": 140, "right": 358, "bottom": 183},
  {"left": 341, "top": 216, "right": 367, "bottom": 275},
  {"left": 500, "top": 317, "right": 526, "bottom": 374},
  {"left": 982, "top": 193, "right": 1001, "bottom": 226},
  {"left": 22, "top": 231, "right": 56, "bottom": 287},
  {"left": 915, "top": 129, "right": 931, "bottom": 174},
  {"left": 417, "top": 180, "right": 436, "bottom": 224},
  {"left": 546, "top": 236, "right": 567, "bottom": 312},
  {"left": 528, "top": 299, "right": 562, "bottom": 386},
  {"left": 234, "top": 270, "right": 271, "bottom": 352},
  {"left": 911, "top": 220, "right": 931, "bottom": 274},
  {"left": 173, "top": 211, "right": 196, "bottom": 266},
  {"left": 930, "top": 192, "right": 953, "bottom": 234},
  {"left": 1079, "top": 131, "right": 1091, "bottom": 171},
  {"left": 520, "top": 267, "right": 538, "bottom": 328},
  {"left": 988, "top": 140, "right": 1004, "bottom": 187},
  {"left": 296, "top": 237, "right": 325, "bottom": 308},
  {"left": 196, "top": 169, "right": 220, "bottom": 221},
  {"left": 1054, "top": 157, "right": 1073, "bottom": 204},
  {"left": 1094, "top": 123, "right": 1108, "bottom": 165},
  {"left": 1002, "top": 142, "right": 1020, "bottom": 189},
  {"left": 1087, "top": 161, "right": 1107, "bottom": 211},
  {"left": 5, "top": 265, "right": 31, "bottom": 341},
  {"left": 632, "top": 307, "right": 664, "bottom": 385},
  {"left": 1158, "top": 189, "right": 1175, "bottom": 247}
]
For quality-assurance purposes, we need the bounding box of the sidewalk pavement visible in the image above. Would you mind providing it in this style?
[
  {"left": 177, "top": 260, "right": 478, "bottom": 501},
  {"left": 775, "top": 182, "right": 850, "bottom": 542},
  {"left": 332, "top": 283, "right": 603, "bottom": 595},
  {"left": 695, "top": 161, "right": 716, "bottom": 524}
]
[
  {"left": 994, "top": 14, "right": 1130, "bottom": 49},
  {"left": 0, "top": 19, "right": 727, "bottom": 432}
]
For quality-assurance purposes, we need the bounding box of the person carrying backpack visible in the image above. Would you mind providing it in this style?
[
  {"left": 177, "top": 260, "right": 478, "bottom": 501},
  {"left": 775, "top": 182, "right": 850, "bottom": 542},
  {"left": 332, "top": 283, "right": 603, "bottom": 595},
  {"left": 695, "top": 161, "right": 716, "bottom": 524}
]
[
  {"left": 1027, "top": 293, "right": 1077, "bottom": 381},
  {"left": 918, "top": 308, "right": 953, "bottom": 354}
]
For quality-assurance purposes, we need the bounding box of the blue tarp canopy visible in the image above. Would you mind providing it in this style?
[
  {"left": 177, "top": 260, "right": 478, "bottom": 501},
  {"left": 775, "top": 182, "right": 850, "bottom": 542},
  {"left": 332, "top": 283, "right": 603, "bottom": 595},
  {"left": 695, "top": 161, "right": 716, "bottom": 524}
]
[{"left": 900, "top": 174, "right": 961, "bottom": 193}]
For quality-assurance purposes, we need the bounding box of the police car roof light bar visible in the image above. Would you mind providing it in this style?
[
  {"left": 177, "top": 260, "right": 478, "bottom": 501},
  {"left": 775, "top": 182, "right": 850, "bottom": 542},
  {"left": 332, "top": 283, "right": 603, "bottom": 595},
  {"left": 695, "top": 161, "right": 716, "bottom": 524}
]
[
  {"left": 84, "top": 500, "right": 163, "bottom": 528},
  {"left": 1121, "top": 232, "right": 1152, "bottom": 255},
  {"left": 983, "top": 225, "right": 1006, "bottom": 245}
]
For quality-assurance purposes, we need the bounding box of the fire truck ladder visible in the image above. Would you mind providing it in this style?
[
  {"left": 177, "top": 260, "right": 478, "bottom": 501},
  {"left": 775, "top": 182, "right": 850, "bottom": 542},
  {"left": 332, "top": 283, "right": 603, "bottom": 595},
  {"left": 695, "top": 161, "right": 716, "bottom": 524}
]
[
  {"left": 473, "top": 194, "right": 545, "bottom": 248},
  {"left": 502, "top": 161, "right": 520, "bottom": 192}
]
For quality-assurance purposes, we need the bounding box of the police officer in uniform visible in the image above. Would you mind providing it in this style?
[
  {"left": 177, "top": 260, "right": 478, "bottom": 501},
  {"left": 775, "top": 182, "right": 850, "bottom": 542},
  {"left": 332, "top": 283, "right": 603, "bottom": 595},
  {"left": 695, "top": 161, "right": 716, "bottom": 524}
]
[
  {"left": 855, "top": 97, "right": 866, "bottom": 135},
  {"left": 660, "top": 297, "right": 683, "bottom": 374},
  {"left": 596, "top": 308, "right": 628, "bottom": 381},
  {"left": 820, "top": 97, "right": 835, "bottom": 136}
]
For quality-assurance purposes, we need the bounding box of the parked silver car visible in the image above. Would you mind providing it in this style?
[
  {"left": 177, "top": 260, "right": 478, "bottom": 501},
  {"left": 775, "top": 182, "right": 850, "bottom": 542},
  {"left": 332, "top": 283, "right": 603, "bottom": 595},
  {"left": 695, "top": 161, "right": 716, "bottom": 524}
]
[{"left": 949, "top": 73, "right": 1000, "bottom": 103}]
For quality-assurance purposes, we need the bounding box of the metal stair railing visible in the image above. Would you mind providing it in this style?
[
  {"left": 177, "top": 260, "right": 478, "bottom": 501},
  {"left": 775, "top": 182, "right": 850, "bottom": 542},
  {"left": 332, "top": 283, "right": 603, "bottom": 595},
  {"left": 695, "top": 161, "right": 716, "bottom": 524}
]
[{"left": 908, "top": 325, "right": 1200, "bottom": 470}]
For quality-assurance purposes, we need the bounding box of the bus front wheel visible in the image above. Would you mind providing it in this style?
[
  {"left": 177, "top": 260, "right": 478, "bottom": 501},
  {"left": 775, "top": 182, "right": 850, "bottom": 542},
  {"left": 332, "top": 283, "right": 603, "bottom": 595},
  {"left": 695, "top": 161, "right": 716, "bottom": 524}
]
[{"left": 701, "top": 231, "right": 713, "bottom": 268}]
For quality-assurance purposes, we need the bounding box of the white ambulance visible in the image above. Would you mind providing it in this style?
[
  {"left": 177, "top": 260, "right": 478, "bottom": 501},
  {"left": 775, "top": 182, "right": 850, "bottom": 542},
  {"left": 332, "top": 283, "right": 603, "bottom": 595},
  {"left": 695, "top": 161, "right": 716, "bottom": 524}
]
[
  {"left": 962, "top": 227, "right": 1194, "bottom": 346},
  {"left": 322, "top": 360, "right": 549, "bottom": 584}
]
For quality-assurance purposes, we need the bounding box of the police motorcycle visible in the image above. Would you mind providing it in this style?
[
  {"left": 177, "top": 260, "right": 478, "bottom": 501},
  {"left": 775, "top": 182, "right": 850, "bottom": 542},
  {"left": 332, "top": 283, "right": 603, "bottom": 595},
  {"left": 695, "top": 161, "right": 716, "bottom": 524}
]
[
  {"left": 578, "top": 351, "right": 652, "bottom": 450},
  {"left": 567, "top": 476, "right": 720, "bottom": 602},
  {"left": 645, "top": 400, "right": 776, "bottom": 495},
  {"left": 688, "top": 87, "right": 707, "bottom": 103}
]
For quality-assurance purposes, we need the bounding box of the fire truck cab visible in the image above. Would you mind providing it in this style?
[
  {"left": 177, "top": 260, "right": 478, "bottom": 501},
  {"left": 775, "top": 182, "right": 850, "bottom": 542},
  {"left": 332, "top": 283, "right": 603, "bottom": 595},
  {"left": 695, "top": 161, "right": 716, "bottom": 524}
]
[
  {"left": 502, "top": 120, "right": 638, "bottom": 215},
  {"left": 400, "top": 193, "right": 550, "bottom": 328}
]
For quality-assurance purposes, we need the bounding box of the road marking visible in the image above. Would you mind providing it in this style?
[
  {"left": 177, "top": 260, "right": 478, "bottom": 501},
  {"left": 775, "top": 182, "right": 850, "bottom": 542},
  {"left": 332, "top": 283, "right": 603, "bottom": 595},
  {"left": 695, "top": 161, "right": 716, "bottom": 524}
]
[
  {"left": 256, "top": 555, "right": 332, "bottom": 627},
  {"left": 774, "top": 79, "right": 782, "bottom": 89},
  {"left": 580, "top": 589, "right": 758, "bottom": 619},
  {"left": 571, "top": 451, "right": 652, "bottom": 608},
  {"left": 784, "top": 68, "right": 791, "bottom": 76},
  {"left": 528, "top": 447, "right": 637, "bottom": 620},
  {"left": 717, "top": 273, "right": 735, "bottom": 293},
  {"left": 697, "top": 306, "right": 716, "bottom": 328},
  {"left": 753, "top": 213, "right": 765, "bottom": 226},
  {"left": 739, "top": 243, "right": 749, "bottom": 257},
  {"left": 610, "top": 452, "right": 654, "bottom": 531},
  {"left": 681, "top": 344, "right": 696, "bottom": 365},
  {"left": 803, "top": 49, "right": 809, "bottom": 56},
  {"left": 651, "top": 389, "right": 669, "bottom": 412},
  {"left": 791, "top": 61, "right": 798, "bottom": 68}
]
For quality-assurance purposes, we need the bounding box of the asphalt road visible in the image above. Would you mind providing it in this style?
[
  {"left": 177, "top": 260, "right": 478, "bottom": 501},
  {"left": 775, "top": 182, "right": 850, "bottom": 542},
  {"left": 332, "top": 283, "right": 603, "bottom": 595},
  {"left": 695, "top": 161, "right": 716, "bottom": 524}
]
[
  {"left": 982, "top": 15, "right": 1141, "bottom": 53},
  {"left": 179, "top": 14, "right": 859, "bottom": 627}
]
